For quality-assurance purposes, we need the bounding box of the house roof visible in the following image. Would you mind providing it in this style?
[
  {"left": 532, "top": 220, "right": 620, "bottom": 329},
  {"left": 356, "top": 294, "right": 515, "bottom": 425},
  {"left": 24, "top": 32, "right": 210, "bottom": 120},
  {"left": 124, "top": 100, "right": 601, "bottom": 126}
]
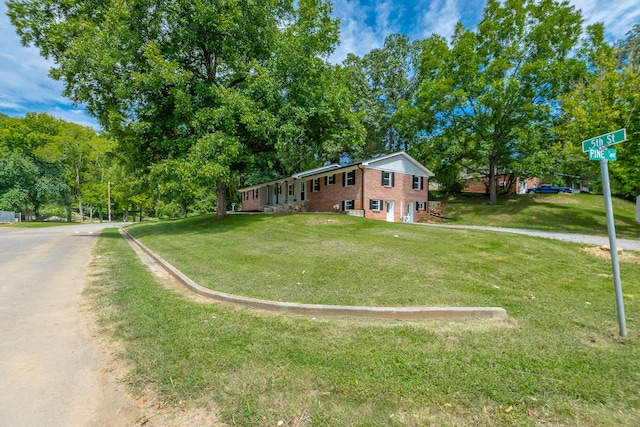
[
  {"left": 291, "top": 163, "right": 341, "bottom": 179},
  {"left": 238, "top": 151, "right": 434, "bottom": 191}
]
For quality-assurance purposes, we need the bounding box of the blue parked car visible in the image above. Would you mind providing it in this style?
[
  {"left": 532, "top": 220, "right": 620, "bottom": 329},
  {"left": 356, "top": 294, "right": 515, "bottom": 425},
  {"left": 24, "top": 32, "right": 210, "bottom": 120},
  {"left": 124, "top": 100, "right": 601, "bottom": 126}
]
[{"left": 527, "top": 184, "right": 572, "bottom": 194}]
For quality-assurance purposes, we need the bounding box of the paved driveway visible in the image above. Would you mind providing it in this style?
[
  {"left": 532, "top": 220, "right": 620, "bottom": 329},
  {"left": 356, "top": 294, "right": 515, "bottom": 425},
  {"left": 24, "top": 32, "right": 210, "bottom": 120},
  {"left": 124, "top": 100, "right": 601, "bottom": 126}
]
[{"left": 0, "top": 222, "right": 132, "bottom": 426}]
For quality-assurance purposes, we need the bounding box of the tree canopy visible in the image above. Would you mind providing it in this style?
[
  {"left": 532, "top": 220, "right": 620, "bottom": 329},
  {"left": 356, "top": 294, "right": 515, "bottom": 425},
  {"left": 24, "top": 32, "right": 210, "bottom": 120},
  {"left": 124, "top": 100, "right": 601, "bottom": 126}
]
[
  {"left": 8, "top": 0, "right": 363, "bottom": 218},
  {"left": 0, "top": 113, "right": 116, "bottom": 219},
  {"left": 343, "top": 33, "right": 422, "bottom": 156},
  {"left": 403, "top": 0, "right": 584, "bottom": 203},
  {"left": 6, "top": 0, "right": 640, "bottom": 213},
  {"left": 557, "top": 24, "right": 640, "bottom": 197}
]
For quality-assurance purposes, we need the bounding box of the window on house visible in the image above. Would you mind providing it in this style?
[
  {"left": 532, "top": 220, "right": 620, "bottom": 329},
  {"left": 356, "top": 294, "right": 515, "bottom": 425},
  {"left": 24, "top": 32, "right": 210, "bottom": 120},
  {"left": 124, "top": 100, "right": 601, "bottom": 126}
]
[
  {"left": 343, "top": 200, "right": 355, "bottom": 210},
  {"left": 327, "top": 174, "right": 335, "bottom": 185},
  {"left": 300, "top": 181, "right": 306, "bottom": 201},
  {"left": 416, "top": 202, "right": 426, "bottom": 210},
  {"left": 288, "top": 184, "right": 293, "bottom": 197},
  {"left": 313, "top": 178, "right": 320, "bottom": 192},
  {"left": 254, "top": 189, "right": 259, "bottom": 199},
  {"left": 369, "top": 199, "right": 382, "bottom": 211},
  {"left": 413, "top": 175, "right": 423, "bottom": 190},
  {"left": 244, "top": 191, "right": 249, "bottom": 200},
  {"left": 277, "top": 185, "right": 282, "bottom": 194},
  {"left": 344, "top": 170, "right": 355, "bottom": 186},
  {"left": 382, "top": 171, "right": 395, "bottom": 187}
]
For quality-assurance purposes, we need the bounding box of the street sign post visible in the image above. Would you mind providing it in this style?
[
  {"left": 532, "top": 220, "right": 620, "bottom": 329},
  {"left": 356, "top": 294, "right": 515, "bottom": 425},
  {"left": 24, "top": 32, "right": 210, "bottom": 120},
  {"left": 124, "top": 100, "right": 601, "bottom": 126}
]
[
  {"left": 582, "top": 129, "right": 627, "bottom": 337},
  {"left": 582, "top": 128, "right": 626, "bottom": 152}
]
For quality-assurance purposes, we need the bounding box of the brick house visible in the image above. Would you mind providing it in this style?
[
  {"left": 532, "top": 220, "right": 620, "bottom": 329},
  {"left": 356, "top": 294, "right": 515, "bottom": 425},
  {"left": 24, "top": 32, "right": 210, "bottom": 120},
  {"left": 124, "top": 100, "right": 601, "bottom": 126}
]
[
  {"left": 462, "top": 173, "right": 541, "bottom": 194},
  {"left": 238, "top": 152, "right": 435, "bottom": 223}
]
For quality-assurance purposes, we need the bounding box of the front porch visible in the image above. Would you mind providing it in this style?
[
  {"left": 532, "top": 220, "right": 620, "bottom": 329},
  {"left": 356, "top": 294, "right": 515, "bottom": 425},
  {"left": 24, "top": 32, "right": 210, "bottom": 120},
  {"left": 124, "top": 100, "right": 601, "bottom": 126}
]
[{"left": 261, "top": 200, "right": 309, "bottom": 213}]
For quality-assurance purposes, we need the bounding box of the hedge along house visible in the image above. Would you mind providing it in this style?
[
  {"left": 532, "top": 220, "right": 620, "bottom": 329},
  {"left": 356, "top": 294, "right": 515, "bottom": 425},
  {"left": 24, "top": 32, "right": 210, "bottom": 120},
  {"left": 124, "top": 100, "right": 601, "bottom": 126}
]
[{"left": 238, "top": 152, "right": 435, "bottom": 223}]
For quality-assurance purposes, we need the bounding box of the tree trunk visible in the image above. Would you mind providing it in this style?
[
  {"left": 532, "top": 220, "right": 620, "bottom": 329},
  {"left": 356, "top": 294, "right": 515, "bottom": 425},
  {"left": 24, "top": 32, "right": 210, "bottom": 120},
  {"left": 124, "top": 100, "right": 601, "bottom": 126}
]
[
  {"left": 489, "top": 152, "right": 497, "bottom": 206},
  {"left": 216, "top": 179, "right": 227, "bottom": 220},
  {"left": 182, "top": 200, "right": 188, "bottom": 218}
]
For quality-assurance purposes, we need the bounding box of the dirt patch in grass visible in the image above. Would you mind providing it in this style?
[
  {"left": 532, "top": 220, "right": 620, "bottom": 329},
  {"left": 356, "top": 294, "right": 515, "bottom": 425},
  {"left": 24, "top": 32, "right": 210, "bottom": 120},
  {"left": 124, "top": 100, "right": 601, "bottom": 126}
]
[
  {"left": 304, "top": 216, "right": 347, "bottom": 226},
  {"left": 583, "top": 245, "right": 640, "bottom": 264}
]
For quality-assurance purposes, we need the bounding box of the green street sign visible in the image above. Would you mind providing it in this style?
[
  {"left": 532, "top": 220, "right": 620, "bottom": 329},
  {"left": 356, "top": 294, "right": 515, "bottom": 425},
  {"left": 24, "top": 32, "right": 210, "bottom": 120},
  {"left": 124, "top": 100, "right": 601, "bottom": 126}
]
[
  {"left": 582, "top": 128, "right": 626, "bottom": 152},
  {"left": 589, "top": 148, "right": 617, "bottom": 161}
]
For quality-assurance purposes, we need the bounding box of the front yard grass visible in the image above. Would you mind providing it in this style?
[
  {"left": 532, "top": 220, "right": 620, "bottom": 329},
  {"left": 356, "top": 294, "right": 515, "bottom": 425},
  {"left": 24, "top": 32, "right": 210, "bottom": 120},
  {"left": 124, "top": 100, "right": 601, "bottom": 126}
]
[
  {"left": 433, "top": 193, "right": 640, "bottom": 239},
  {"left": 90, "top": 214, "right": 640, "bottom": 426}
]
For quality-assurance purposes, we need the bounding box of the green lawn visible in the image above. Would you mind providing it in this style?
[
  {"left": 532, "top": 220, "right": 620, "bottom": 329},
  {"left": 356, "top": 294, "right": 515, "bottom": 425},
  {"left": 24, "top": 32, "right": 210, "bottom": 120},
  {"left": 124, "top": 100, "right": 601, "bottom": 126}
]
[
  {"left": 89, "top": 212, "right": 640, "bottom": 426},
  {"left": 1, "top": 221, "right": 78, "bottom": 228},
  {"left": 433, "top": 193, "right": 640, "bottom": 239},
  {"left": 126, "top": 213, "right": 635, "bottom": 307}
]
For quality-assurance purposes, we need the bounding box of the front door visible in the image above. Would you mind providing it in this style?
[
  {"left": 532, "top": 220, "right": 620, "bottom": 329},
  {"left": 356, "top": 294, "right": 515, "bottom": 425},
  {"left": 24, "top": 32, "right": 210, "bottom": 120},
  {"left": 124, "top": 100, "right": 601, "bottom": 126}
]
[
  {"left": 386, "top": 200, "right": 395, "bottom": 222},
  {"left": 407, "top": 202, "right": 414, "bottom": 223}
]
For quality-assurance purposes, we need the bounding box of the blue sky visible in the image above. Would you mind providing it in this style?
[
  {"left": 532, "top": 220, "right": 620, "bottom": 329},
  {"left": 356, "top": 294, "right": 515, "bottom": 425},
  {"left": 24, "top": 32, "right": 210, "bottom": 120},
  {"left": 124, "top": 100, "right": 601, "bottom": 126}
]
[{"left": 1, "top": 0, "right": 639, "bottom": 129}]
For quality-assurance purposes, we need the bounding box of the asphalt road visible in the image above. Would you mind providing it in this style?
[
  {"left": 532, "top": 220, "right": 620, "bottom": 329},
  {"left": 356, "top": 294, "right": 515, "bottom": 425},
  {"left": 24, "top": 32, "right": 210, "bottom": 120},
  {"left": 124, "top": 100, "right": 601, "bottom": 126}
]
[{"left": 0, "top": 222, "right": 131, "bottom": 426}]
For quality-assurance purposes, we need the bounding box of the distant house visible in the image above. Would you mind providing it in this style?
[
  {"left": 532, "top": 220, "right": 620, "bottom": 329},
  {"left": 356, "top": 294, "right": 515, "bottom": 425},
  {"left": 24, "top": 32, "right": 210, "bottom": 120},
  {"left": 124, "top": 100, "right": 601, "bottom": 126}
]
[
  {"left": 462, "top": 172, "right": 590, "bottom": 194},
  {"left": 462, "top": 173, "right": 541, "bottom": 194},
  {"left": 238, "top": 152, "right": 435, "bottom": 223}
]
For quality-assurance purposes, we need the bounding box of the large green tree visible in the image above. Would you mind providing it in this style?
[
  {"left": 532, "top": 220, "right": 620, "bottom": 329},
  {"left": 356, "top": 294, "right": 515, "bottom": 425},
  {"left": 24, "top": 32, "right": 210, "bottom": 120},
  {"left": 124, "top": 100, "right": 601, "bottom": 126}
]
[
  {"left": 0, "top": 150, "right": 69, "bottom": 219},
  {"left": 344, "top": 34, "right": 422, "bottom": 156},
  {"left": 8, "top": 0, "right": 362, "bottom": 218},
  {"left": 0, "top": 113, "right": 116, "bottom": 220},
  {"left": 558, "top": 24, "right": 640, "bottom": 198},
  {"left": 406, "top": 0, "right": 584, "bottom": 204}
]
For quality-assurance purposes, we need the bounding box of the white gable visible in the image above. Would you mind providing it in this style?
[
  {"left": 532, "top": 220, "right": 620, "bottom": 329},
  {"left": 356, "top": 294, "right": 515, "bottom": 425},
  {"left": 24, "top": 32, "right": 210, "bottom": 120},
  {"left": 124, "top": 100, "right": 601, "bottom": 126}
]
[{"left": 362, "top": 152, "right": 434, "bottom": 177}]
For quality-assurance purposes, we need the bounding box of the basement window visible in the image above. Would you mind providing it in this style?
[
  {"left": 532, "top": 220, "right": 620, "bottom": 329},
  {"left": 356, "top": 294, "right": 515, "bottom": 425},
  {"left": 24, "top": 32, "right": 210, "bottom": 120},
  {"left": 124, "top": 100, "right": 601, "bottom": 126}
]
[
  {"left": 369, "top": 199, "right": 382, "bottom": 211},
  {"left": 343, "top": 200, "right": 354, "bottom": 210}
]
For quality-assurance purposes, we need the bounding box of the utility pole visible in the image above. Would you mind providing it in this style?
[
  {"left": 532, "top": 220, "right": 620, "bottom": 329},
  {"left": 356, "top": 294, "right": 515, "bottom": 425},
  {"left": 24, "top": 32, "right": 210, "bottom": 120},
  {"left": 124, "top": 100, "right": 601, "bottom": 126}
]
[{"left": 107, "top": 181, "right": 111, "bottom": 222}]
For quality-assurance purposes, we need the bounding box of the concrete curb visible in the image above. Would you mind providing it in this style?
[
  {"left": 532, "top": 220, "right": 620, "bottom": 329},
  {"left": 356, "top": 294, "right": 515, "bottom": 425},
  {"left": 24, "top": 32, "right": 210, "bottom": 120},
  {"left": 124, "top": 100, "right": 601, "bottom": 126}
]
[{"left": 120, "top": 228, "right": 507, "bottom": 321}]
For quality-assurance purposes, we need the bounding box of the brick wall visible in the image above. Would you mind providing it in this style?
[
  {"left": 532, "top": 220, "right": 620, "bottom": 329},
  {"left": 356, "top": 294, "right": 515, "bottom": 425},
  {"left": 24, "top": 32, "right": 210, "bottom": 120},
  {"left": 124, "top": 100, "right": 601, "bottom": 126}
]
[
  {"left": 463, "top": 174, "right": 519, "bottom": 193},
  {"left": 243, "top": 167, "right": 431, "bottom": 222},
  {"left": 241, "top": 189, "right": 261, "bottom": 211},
  {"left": 307, "top": 168, "right": 363, "bottom": 213},
  {"left": 362, "top": 169, "right": 429, "bottom": 222}
]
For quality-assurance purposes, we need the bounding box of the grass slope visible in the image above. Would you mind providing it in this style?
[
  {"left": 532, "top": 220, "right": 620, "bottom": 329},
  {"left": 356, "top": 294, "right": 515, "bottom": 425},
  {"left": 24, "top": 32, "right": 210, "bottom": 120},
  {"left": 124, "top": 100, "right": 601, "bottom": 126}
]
[
  {"left": 434, "top": 193, "right": 640, "bottom": 239},
  {"left": 90, "top": 212, "right": 640, "bottom": 426}
]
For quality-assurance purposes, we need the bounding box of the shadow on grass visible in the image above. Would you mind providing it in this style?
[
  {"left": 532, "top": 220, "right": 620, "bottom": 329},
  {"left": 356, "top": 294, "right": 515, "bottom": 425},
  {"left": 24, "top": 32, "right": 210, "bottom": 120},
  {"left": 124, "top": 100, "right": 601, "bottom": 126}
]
[{"left": 125, "top": 213, "right": 282, "bottom": 240}]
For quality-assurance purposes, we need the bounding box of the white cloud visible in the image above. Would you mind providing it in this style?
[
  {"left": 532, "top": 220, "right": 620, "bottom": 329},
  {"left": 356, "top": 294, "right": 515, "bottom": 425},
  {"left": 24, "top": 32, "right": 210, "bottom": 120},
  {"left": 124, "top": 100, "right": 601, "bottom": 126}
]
[
  {"left": 569, "top": 0, "right": 640, "bottom": 40},
  {"left": 330, "top": 0, "right": 384, "bottom": 62},
  {"left": 0, "top": 3, "right": 98, "bottom": 128},
  {"left": 375, "top": 0, "right": 400, "bottom": 34},
  {"left": 329, "top": 0, "right": 473, "bottom": 62},
  {"left": 413, "top": 0, "right": 463, "bottom": 41}
]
